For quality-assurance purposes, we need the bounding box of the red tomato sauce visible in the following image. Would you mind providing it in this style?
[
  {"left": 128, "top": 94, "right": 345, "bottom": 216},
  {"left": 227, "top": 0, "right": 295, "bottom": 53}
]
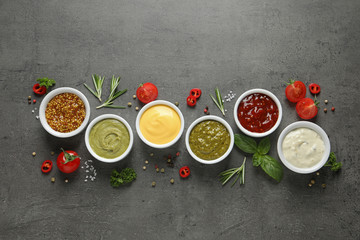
[{"left": 237, "top": 93, "right": 278, "bottom": 133}]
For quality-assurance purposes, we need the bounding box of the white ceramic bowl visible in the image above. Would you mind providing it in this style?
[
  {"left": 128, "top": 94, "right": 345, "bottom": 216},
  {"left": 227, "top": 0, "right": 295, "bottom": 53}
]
[
  {"left": 277, "top": 121, "right": 331, "bottom": 174},
  {"left": 85, "top": 114, "right": 134, "bottom": 163},
  {"left": 135, "top": 100, "right": 185, "bottom": 149},
  {"left": 233, "top": 88, "right": 282, "bottom": 138},
  {"left": 185, "top": 115, "right": 234, "bottom": 164},
  {"left": 39, "top": 87, "right": 91, "bottom": 138}
]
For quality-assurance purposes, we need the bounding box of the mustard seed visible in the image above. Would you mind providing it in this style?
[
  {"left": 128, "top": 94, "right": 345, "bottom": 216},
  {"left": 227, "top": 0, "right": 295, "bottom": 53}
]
[
  {"left": 170, "top": 178, "right": 175, "bottom": 184},
  {"left": 143, "top": 166, "right": 147, "bottom": 170},
  {"left": 128, "top": 102, "right": 132, "bottom": 107},
  {"left": 161, "top": 168, "right": 165, "bottom": 173},
  {"left": 152, "top": 181, "right": 156, "bottom": 187},
  {"left": 133, "top": 95, "right": 136, "bottom": 99},
  {"left": 51, "top": 177, "right": 55, "bottom": 183},
  {"left": 324, "top": 108, "right": 327, "bottom": 113},
  {"left": 310, "top": 179, "right": 315, "bottom": 185},
  {"left": 32, "top": 152, "right": 36, "bottom": 156},
  {"left": 324, "top": 99, "right": 328, "bottom": 104}
]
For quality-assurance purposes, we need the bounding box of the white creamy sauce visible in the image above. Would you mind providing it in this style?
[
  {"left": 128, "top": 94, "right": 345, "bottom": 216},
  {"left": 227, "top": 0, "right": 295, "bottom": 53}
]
[{"left": 282, "top": 127, "right": 325, "bottom": 168}]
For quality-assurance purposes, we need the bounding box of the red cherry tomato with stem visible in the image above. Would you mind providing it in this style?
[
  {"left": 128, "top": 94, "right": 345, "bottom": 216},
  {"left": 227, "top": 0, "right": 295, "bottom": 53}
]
[
  {"left": 57, "top": 148, "right": 80, "bottom": 174},
  {"left": 285, "top": 79, "right": 306, "bottom": 103},
  {"left": 136, "top": 83, "right": 158, "bottom": 104},
  {"left": 41, "top": 160, "right": 53, "bottom": 173},
  {"left": 179, "top": 166, "right": 190, "bottom": 178},
  {"left": 33, "top": 83, "right": 47, "bottom": 95},
  {"left": 309, "top": 83, "right": 321, "bottom": 94},
  {"left": 190, "top": 88, "right": 202, "bottom": 99},
  {"left": 186, "top": 95, "right": 197, "bottom": 107},
  {"left": 296, "top": 98, "right": 319, "bottom": 120}
]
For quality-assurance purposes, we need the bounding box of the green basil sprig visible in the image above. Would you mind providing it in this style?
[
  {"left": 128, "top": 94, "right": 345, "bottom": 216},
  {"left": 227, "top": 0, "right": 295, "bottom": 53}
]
[{"left": 234, "top": 134, "right": 283, "bottom": 182}]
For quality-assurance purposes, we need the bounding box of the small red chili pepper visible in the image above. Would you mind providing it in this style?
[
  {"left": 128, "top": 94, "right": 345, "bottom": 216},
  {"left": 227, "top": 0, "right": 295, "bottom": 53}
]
[
  {"left": 33, "top": 99, "right": 36, "bottom": 104},
  {"left": 41, "top": 160, "right": 53, "bottom": 173},
  {"left": 331, "top": 107, "right": 335, "bottom": 111},
  {"left": 176, "top": 152, "right": 180, "bottom": 157},
  {"left": 179, "top": 166, "right": 190, "bottom": 178},
  {"left": 186, "top": 95, "right": 197, "bottom": 107},
  {"left": 190, "top": 88, "right": 202, "bottom": 99},
  {"left": 309, "top": 83, "right": 321, "bottom": 94},
  {"left": 33, "top": 83, "right": 47, "bottom": 95}
]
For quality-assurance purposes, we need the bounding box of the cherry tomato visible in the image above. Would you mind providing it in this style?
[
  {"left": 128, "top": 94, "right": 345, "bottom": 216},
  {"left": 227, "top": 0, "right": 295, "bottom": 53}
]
[
  {"left": 179, "top": 166, "right": 190, "bottom": 178},
  {"left": 285, "top": 79, "right": 306, "bottom": 103},
  {"left": 190, "top": 88, "right": 202, "bottom": 99},
  {"left": 33, "top": 83, "right": 47, "bottom": 95},
  {"left": 309, "top": 83, "right": 321, "bottom": 94},
  {"left": 296, "top": 98, "right": 319, "bottom": 120},
  {"left": 41, "top": 160, "right": 53, "bottom": 173},
  {"left": 136, "top": 83, "right": 158, "bottom": 104},
  {"left": 186, "top": 95, "right": 197, "bottom": 107},
  {"left": 56, "top": 148, "right": 80, "bottom": 174}
]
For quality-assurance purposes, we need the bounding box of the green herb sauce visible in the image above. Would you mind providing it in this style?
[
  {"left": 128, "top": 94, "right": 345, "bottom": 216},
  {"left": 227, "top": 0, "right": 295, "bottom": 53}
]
[
  {"left": 189, "top": 120, "right": 230, "bottom": 160},
  {"left": 89, "top": 119, "right": 130, "bottom": 159}
]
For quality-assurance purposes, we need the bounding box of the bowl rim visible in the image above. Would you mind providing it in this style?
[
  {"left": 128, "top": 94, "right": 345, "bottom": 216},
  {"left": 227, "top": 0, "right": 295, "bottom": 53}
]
[
  {"left": 135, "top": 100, "right": 185, "bottom": 149},
  {"left": 185, "top": 115, "right": 234, "bottom": 164},
  {"left": 277, "top": 121, "right": 331, "bottom": 174},
  {"left": 85, "top": 114, "right": 134, "bottom": 163},
  {"left": 39, "top": 87, "right": 91, "bottom": 138},
  {"left": 233, "top": 88, "right": 282, "bottom": 138}
]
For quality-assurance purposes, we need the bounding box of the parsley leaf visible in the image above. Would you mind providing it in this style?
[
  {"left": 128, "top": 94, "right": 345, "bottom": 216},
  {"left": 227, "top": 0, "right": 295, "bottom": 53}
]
[{"left": 37, "top": 77, "right": 56, "bottom": 89}]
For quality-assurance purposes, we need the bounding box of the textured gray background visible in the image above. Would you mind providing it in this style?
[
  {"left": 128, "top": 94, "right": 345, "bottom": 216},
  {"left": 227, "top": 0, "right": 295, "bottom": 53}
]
[{"left": 1, "top": 0, "right": 359, "bottom": 239}]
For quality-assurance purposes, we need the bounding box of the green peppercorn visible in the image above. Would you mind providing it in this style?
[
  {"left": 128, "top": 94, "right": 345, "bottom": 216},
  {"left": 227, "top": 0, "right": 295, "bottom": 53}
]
[
  {"left": 156, "top": 168, "right": 159, "bottom": 173},
  {"left": 160, "top": 168, "right": 165, "bottom": 173},
  {"left": 150, "top": 153, "right": 154, "bottom": 157}
]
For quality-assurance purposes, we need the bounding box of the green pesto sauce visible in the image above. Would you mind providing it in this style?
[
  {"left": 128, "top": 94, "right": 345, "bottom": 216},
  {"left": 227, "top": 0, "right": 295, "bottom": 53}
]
[
  {"left": 89, "top": 119, "right": 130, "bottom": 159},
  {"left": 189, "top": 120, "right": 230, "bottom": 160}
]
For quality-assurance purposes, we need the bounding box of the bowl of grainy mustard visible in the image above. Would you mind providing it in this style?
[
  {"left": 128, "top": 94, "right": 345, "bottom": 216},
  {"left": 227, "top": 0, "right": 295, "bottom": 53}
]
[{"left": 39, "top": 87, "right": 91, "bottom": 138}]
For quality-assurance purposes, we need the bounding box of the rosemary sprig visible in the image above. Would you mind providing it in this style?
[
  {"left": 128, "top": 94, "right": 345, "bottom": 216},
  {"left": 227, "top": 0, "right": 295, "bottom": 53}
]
[
  {"left": 96, "top": 76, "right": 127, "bottom": 109},
  {"left": 219, "top": 157, "right": 246, "bottom": 186},
  {"left": 84, "top": 74, "right": 104, "bottom": 102},
  {"left": 210, "top": 87, "right": 225, "bottom": 116}
]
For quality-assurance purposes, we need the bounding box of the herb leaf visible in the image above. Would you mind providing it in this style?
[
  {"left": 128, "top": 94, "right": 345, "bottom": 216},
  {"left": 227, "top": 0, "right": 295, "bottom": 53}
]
[
  {"left": 257, "top": 137, "right": 271, "bottom": 155},
  {"left": 84, "top": 74, "right": 104, "bottom": 102},
  {"left": 110, "top": 168, "right": 137, "bottom": 187},
  {"left": 210, "top": 87, "right": 225, "bottom": 116},
  {"left": 260, "top": 155, "right": 283, "bottom": 182},
  {"left": 219, "top": 157, "right": 246, "bottom": 186},
  {"left": 37, "top": 77, "right": 56, "bottom": 89},
  {"left": 97, "top": 76, "right": 127, "bottom": 109},
  {"left": 234, "top": 133, "right": 258, "bottom": 154},
  {"left": 324, "top": 152, "right": 342, "bottom": 171},
  {"left": 252, "top": 152, "right": 263, "bottom": 167}
]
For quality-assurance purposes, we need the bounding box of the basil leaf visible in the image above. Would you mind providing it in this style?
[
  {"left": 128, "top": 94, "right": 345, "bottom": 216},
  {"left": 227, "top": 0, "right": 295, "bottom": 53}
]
[
  {"left": 252, "top": 152, "right": 263, "bottom": 167},
  {"left": 257, "top": 137, "right": 271, "bottom": 155},
  {"left": 260, "top": 155, "right": 283, "bottom": 182},
  {"left": 234, "top": 134, "right": 257, "bottom": 154}
]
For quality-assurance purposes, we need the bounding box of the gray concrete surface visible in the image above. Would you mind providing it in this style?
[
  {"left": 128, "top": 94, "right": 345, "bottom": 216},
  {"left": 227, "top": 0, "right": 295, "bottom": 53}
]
[{"left": 1, "top": 0, "right": 359, "bottom": 239}]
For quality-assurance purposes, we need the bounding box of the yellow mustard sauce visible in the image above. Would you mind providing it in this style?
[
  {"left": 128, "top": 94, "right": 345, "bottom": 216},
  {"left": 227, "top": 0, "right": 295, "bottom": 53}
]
[{"left": 140, "top": 105, "right": 181, "bottom": 145}]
